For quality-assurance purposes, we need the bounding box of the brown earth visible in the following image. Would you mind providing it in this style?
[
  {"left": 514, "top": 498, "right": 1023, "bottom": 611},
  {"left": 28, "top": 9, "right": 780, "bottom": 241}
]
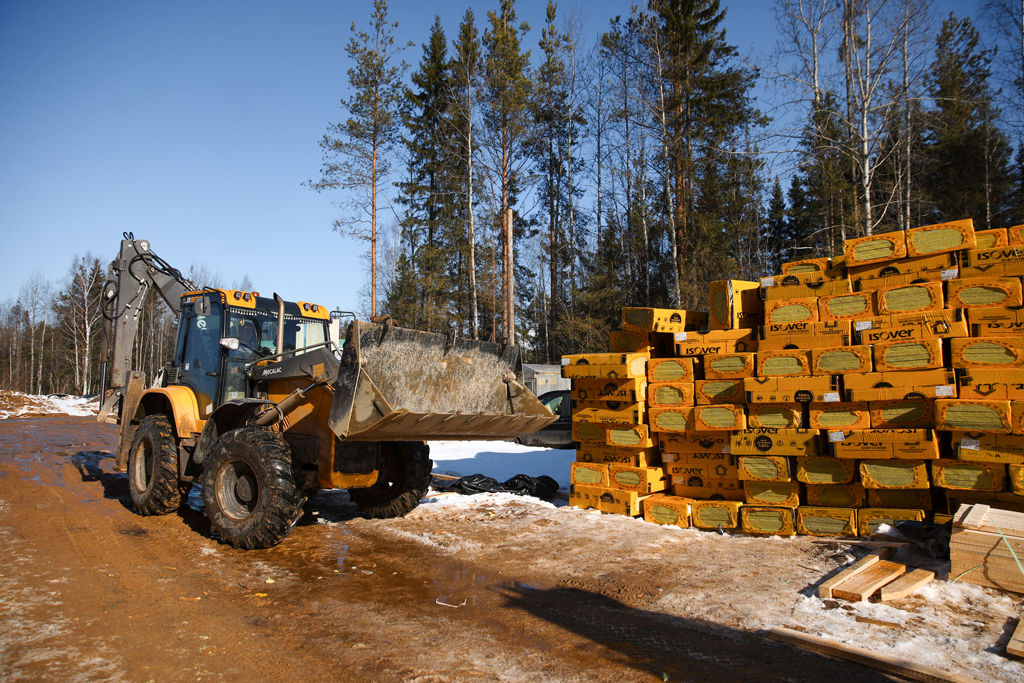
[{"left": 0, "top": 417, "right": 1010, "bottom": 682}]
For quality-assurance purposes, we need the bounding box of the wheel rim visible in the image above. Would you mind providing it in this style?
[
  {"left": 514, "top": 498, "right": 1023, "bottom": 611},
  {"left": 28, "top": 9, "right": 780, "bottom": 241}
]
[
  {"left": 131, "top": 440, "right": 154, "bottom": 493},
  {"left": 215, "top": 458, "right": 260, "bottom": 521}
]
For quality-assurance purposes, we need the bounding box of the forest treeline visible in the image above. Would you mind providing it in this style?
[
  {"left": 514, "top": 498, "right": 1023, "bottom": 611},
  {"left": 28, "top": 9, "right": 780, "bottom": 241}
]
[{"left": 5, "top": 0, "right": 1024, "bottom": 395}]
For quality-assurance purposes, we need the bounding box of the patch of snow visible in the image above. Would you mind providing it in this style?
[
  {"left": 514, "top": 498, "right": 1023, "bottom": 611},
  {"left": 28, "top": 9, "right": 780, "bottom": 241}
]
[
  {"left": 427, "top": 440, "right": 573, "bottom": 488},
  {"left": 0, "top": 391, "right": 97, "bottom": 419}
]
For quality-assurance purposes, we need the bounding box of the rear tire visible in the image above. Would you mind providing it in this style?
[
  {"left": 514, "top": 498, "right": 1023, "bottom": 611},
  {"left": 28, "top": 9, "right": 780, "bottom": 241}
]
[
  {"left": 349, "top": 442, "right": 431, "bottom": 519},
  {"left": 201, "top": 427, "right": 306, "bottom": 549},
  {"left": 128, "top": 414, "right": 183, "bottom": 515}
]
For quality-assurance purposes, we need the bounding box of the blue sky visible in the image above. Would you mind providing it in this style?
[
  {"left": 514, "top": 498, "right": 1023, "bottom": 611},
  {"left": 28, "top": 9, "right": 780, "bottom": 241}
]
[{"left": 0, "top": 0, "right": 975, "bottom": 314}]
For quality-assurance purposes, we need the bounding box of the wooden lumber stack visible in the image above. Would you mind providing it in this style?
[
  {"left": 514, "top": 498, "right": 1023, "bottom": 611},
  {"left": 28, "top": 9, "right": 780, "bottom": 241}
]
[
  {"left": 563, "top": 218, "right": 1024, "bottom": 535},
  {"left": 951, "top": 503, "right": 1024, "bottom": 593}
]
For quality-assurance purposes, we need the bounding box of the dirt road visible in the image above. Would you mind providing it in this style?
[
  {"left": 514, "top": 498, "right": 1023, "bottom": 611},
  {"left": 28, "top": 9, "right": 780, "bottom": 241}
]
[{"left": 0, "top": 417, "right": 1005, "bottom": 682}]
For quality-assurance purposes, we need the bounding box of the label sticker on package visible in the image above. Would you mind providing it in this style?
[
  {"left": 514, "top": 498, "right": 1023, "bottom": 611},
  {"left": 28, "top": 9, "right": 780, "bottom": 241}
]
[
  {"left": 935, "top": 385, "right": 955, "bottom": 397},
  {"left": 828, "top": 431, "right": 846, "bottom": 442},
  {"left": 941, "top": 268, "right": 958, "bottom": 280},
  {"left": 855, "top": 321, "right": 872, "bottom": 331},
  {"left": 561, "top": 357, "right": 570, "bottom": 365},
  {"left": 674, "top": 332, "right": 688, "bottom": 341},
  {"left": 722, "top": 444, "right": 731, "bottom": 454},
  {"left": 823, "top": 392, "right": 840, "bottom": 402},
  {"left": 761, "top": 277, "right": 775, "bottom": 287},
  {"left": 960, "top": 438, "right": 981, "bottom": 451}
]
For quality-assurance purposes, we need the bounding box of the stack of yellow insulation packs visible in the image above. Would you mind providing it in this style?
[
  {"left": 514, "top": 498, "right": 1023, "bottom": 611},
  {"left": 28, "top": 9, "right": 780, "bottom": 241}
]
[{"left": 563, "top": 218, "right": 1024, "bottom": 537}]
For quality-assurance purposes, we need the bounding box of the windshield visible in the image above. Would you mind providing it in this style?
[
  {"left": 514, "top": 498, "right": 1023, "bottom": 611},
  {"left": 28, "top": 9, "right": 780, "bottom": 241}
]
[{"left": 226, "top": 307, "right": 328, "bottom": 356}]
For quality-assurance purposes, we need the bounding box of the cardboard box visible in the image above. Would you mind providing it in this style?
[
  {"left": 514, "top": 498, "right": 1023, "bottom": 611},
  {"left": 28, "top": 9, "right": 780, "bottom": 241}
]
[
  {"left": 745, "top": 375, "right": 840, "bottom": 403},
  {"left": 671, "top": 478, "right": 744, "bottom": 502},
  {"left": 853, "top": 309, "right": 967, "bottom": 342},
  {"left": 844, "top": 231, "right": 908, "bottom": 266},
  {"left": 811, "top": 345, "right": 873, "bottom": 375},
  {"left": 703, "top": 352, "right": 756, "bottom": 379},
  {"left": 818, "top": 292, "right": 877, "bottom": 322},
  {"left": 642, "top": 494, "right": 692, "bottom": 527},
  {"left": 576, "top": 444, "right": 659, "bottom": 468},
  {"left": 648, "top": 382, "right": 694, "bottom": 408},
  {"left": 1010, "top": 225, "right": 1024, "bottom": 245},
  {"left": 1015, "top": 400, "right": 1024, "bottom": 436},
  {"left": 764, "top": 297, "right": 819, "bottom": 325},
  {"left": 571, "top": 400, "right": 645, "bottom": 424},
  {"left": 781, "top": 257, "right": 832, "bottom": 274},
  {"left": 648, "top": 407, "right": 691, "bottom": 433},
  {"left": 694, "top": 378, "right": 745, "bottom": 404},
  {"left": 934, "top": 399, "right": 1013, "bottom": 433},
  {"left": 796, "top": 456, "right": 857, "bottom": 484},
  {"left": 960, "top": 245, "right": 1024, "bottom": 269},
  {"left": 609, "top": 330, "right": 651, "bottom": 353},
  {"left": 759, "top": 334, "right": 851, "bottom": 351},
  {"left": 1010, "top": 464, "right": 1024, "bottom": 494},
  {"left": 658, "top": 431, "right": 730, "bottom": 454},
  {"left": 875, "top": 281, "right": 945, "bottom": 316},
  {"left": 808, "top": 402, "right": 871, "bottom": 430},
  {"left": 867, "top": 489, "right": 933, "bottom": 511},
  {"left": 854, "top": 269, "right": 955, "bottom": 290},
  {"left": 975, "top": 228, "right": 1008, "bottom": 250},
  {"left": 845, "top": 385, "right": 956, "bottom": 402},
  {"left": 621, "top": 308, "right": 709, "bottom": 333},
  {"left": 762, "top": 268, "right": 846, "bottom": 288},
  {"left": 731, "top": 428, "right": 820, "bottom": 456},
  {"left": 847, "top": 251, "right": 959, "bottom": 282},
  {"left": 869, "top": 399, "right": 935, "bottom": 429},
  {"left": 572, "top": 377, "right": 648, "bottom": 404},
  {"left": 906, "top": 218, "right": 976, "bottom": 256},
  {"left": 830, "top": 429, "right": 939, "bottom": 459},
  {"left": 858, "top": 508, "right": 925, "bottom": 536},
  {"left": 757, "top": 349, "right": 812, "bottom": 377},
  {"left": 746, "top": 403, "right": 804, "bottom": 429},
  {"left": 743, "top": 480, "right": 801, "bottom": 507},
  {"left": 570, "top": 462, "right": 611, "bottom": 487},
  {"left": 598, "top": 422, "right": 655, "bottom": 448},
  {"left": 953, "top": 431, "right": 1024, "bottom": 463},
  {"left": 968, "top": 306, "right": 1024, "bottom": 336},
  {"left": 741, "top": 506, "right": 797, "bottom": 535},
  {"left": 666, "top": 455, "right": 738, "bottom": 481},
  {"left": 960, "top": 261, "right": 1024, "bottom": 278},
  {"left": 562, "top": 353, "right": 648, "bottom": 379},
  {"left": 842, "top": 367, "right": 955, "bottom": 390},
  {"left": 872, "top": 338, "right": 944, "bottom": 372},
  {"left": 708, "top": 279, "right": 763, "bottom": 329},
  {"left": 738, "top": 455, "right": 793, "bottom": 482},
  {"left": 691, "top": 500, "right": 744, "bottom": 529},
  {"left": 572, "top": 419, "right": 608, "bottom": 444},
  {"left": 690, "top": 404, "right": 747, "bottom": 431},
  {"left": 648, "top": 357, "right": 696, "bottom": 383},
  {"left": 951, "top": 337, "right": 1024, "bottom": 370},
  {"left": 569, "top": 486, "right": 649, "bottom": 516},
  {"left": 760, "top": 277, "right": 851, "bottom": 301},
  {"left": 608, "top": 465, "right": 668, "bottom": 493},
  {"left": 759, "top": 320, "right": 851, "bottom": 339},
  {"left": 797, "top": 506, "right": 858, "bottom": 536},
  {"left": 568, "top": 484, "right": 605, "bottom": 511},
  {"left": 946, "top": 277, "right": 1023, "bottom": 309},
  {"left": 672, "top": 329, "right": 757, "bottom": 356},
  {"left": 805, "top": 483, "right": 866, "bottom": 508},
  {"left": 859, "top": 460, "right": 930, "bottom": 489},
  {"left": 931, "top": 459, "right": 1006, "bottom": 492}
]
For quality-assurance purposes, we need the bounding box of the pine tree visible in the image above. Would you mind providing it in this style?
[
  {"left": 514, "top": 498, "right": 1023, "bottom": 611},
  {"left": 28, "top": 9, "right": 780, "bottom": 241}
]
[
  {"left": 309, "top": 0, "right": 409, "bottom": 318},
  {"left": 924, "top": 14, "right": 1013, "bottom": 229}
]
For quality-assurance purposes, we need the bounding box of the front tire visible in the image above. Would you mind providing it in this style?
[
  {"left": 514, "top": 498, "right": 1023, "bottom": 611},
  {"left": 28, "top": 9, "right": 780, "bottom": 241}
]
[
  {"left": 128, "top": 414, "right": 183, "bottom": 515},
  {"left": 348, "top": 442, "right": 431, "bottom": 519},
  {"left": 201, "top": 427, "right": 306, "bottom": 549}
]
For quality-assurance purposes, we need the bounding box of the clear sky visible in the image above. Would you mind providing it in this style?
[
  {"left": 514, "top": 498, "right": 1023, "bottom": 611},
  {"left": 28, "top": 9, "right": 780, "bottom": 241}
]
[{"left": 0, "top": 0, "right": 975, "bottom": 314}]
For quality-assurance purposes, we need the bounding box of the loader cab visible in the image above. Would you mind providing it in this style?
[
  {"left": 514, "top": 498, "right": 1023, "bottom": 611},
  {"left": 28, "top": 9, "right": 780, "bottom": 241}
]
[{"left": 171, "top": 290, "right": 331, "bottom": 416}]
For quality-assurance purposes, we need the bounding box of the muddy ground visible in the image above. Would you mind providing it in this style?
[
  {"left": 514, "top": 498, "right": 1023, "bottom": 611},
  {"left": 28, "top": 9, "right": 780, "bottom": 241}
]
[{"left": 0, "top": 417, "right": 1019, "bottom": 682}]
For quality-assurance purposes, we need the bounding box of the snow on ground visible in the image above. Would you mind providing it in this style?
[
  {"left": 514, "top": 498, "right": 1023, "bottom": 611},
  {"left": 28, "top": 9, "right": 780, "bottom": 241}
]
[
  {"left": 0, "top": 391, "right": 97, "bottom": 419},
  {"left": 427, "top": 440, "right": 575, "bottom": 490}
]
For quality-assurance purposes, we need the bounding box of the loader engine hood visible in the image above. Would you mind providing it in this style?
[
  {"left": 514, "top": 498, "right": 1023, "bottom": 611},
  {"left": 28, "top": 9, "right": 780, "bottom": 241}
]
[{"left": 328, "top": 320, "right": 557, "bottom": 441}]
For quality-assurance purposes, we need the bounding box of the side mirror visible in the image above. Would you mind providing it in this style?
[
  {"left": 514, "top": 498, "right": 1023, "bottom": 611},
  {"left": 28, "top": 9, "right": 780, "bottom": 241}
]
[
  {"left": 194, "top": 295, "right": 212, "bottom": 317},
  {"left": 220, "top": 337, "right": 240, "bottom": 350}
]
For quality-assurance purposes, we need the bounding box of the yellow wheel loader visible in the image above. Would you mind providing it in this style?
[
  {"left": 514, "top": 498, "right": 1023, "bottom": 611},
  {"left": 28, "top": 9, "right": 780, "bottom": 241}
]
[{"left": 98, "top": 234, "right": 556, "bottom": 548}]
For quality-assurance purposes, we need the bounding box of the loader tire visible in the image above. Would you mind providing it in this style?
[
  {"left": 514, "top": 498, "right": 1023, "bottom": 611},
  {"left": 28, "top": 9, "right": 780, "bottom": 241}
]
[
  {"left": 128, "top": 414, "right": 184, "bottom": 515},
  {"left": 202, "top": 427, "right": 306, "bottom": 549},
  {"left": 349, "top": 441, "right": 431, "bottom": 519}
]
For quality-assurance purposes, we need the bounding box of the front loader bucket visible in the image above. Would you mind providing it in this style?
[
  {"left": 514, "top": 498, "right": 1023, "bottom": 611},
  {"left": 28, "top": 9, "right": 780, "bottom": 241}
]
[{"left": 328, "top": 320, "right": 558, "bottom": 441}]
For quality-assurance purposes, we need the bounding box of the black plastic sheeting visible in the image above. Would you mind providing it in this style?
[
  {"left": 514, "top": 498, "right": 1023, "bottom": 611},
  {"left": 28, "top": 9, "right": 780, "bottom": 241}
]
[{"left": 436, "top": 473, "right": 560, "bottom": 501}]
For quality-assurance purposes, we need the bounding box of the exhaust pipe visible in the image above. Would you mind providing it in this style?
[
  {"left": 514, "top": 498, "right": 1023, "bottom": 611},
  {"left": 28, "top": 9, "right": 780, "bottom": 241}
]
[{"left": 274, "top": 293, "right": 285, "bottom": 356}]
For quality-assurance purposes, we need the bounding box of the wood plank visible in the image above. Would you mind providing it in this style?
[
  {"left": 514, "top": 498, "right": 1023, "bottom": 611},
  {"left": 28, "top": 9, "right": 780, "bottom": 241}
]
[
  {"left": 1008, "top": 618, "right": 1024, "bottom": 658},
  {"left": 954, "top": 504, "right": 1024, "bottom": 536},
  {"left": 818, "top": 548, "right": 894, "bottom": 599},
  {"left": 832, "top": 560, "right": 907, "bottom": 602},
  {"left": 855, "top": 616, "right": 900, "bottom": 629},
  {"left": 812, "top": 540, "right": 909, "bottom": 548},
  {"left": 959, "top": 503, "right": 991, "bottom": 529},
  {"left": 766, "top": 626, "right": 985, "bottom": 683},
  {"left": 880, "top": 568, "right": 935, "bottom": 601}
]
